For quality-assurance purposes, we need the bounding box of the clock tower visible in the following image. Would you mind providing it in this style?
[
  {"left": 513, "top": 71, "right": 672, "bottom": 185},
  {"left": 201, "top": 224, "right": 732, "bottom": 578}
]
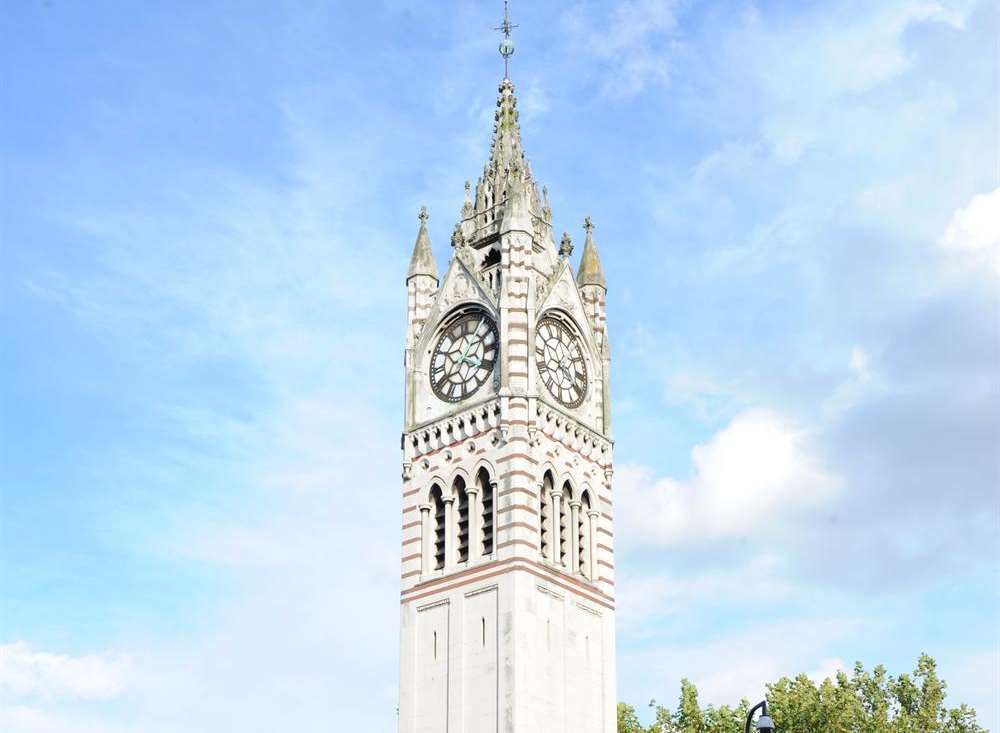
[{"left": 398, "top": 32, "right": 615, "bottom": 733}]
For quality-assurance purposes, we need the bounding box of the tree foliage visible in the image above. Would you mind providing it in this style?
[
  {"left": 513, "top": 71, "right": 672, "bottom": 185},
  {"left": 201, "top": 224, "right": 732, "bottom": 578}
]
[{"left": 619, "top": 655, "right": 986, "bottom": 733}]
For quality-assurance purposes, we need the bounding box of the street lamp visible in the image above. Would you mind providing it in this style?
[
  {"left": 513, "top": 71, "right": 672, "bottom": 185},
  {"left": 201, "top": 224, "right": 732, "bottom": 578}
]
[{"left": 745, "top": 700, "right": 775, "bottom": 733}]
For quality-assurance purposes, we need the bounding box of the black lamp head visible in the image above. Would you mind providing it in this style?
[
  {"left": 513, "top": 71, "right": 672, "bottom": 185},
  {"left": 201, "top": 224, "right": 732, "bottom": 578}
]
[{"left": 756, "top": 714, "right": 775, "bottom": 733}]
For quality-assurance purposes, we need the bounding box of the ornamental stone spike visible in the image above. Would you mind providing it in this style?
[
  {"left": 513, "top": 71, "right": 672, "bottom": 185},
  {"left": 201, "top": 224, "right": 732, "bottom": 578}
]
[
  {"left": 406, "top": 205, "right": 438, "bottom": 282},
  {"left": 559, "top": 231, "right": 574, "bottom": 260}
]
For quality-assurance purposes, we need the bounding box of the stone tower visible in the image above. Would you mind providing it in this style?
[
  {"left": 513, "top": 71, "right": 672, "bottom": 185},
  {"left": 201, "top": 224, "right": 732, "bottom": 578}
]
[{"left": 399, "top": 76, "right": 615, "bottom": 733}]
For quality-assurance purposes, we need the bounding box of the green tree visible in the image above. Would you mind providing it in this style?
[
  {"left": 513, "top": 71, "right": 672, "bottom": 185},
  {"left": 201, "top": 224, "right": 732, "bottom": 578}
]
[
  {"left": 619, "top": 654, "right": 986, "bottom": 733},
  {"left": 618, "top": 702, "right": 648, "bottom": 733}
]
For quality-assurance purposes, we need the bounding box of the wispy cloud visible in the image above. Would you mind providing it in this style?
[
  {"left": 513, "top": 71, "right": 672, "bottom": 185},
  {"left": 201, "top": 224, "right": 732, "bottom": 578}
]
[
  {"left": 562, "top": 0, "right": 682, "bottom": 97},
  {"left": 0, "top": 643, "right": 129, "bottom": 703}
]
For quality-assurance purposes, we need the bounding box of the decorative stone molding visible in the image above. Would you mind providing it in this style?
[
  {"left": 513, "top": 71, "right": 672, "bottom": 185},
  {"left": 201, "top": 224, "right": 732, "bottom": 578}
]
[
  {"left": 536, "top": 584, "right": 564, "bottom": 601},
  {"left": 464, "top": 583, "right": 499, "bottom": 599},
  {"left": 575, "top": 601, "right": 602, "bottom": 617}
]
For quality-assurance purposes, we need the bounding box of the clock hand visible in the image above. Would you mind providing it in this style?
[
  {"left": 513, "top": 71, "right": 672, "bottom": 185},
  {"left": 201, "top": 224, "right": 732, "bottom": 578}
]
[
  {"left": 455, "top": 317, "right": 486, "bottom": 367},
  {"left": 459, "top": 318, "right": 485, "bottom": 361}
]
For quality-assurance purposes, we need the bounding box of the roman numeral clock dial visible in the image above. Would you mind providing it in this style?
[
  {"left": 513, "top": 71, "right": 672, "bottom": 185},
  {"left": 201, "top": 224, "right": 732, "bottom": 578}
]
[
  {"left": 535, "top": 316, "right": 588, "bottom": 408},
  {"left": 430, "top": 312, "right": 499, "bottom": 402}
]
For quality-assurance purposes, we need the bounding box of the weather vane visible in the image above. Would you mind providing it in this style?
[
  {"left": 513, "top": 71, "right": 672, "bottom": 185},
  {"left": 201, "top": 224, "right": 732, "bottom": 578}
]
[{"left": 494, "top": 0, "right": 518, "bottom": 79}]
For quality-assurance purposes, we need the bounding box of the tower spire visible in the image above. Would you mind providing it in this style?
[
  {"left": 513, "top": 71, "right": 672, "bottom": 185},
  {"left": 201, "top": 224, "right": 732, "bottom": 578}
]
[{"left": 494, "top": 1, "right": 518, "bottom": 79}]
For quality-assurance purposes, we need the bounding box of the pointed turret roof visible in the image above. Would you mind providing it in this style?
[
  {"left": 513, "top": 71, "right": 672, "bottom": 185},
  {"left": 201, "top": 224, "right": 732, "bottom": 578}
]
[
  {"left": 407, "top": 206, "right": 438, "bottom": 281},
  {"left": 576, "top": 216, "right": 606, "bottom": 289}
]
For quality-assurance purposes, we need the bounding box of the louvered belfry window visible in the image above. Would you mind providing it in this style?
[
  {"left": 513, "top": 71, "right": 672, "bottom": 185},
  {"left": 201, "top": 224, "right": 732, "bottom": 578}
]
[
  {"left": 479, "top": 469, "right": 494, "bottom": 557},
  {"left": 431, "top": 485, "right": 446, "bottom": 570}
]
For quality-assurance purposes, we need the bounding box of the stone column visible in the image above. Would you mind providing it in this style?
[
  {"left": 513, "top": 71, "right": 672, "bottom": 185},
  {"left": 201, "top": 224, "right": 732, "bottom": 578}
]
[
  {"left": 587, "top": 509, "right": 600, "bottom": 581},
  {"left": 419, "top": 503, "right": 432, "bottom": 575},
  {"left": 569, "top": 500, "right": 582, "bottom": 575},
  {"left": 550, "top": 490, "right": 563, "bottom": 566},
  {"left": 467, "top": 487, "right": 480, "bottom": 563},
  {"left": 443, "top": 495, "right": 456, "bottom": 569}
]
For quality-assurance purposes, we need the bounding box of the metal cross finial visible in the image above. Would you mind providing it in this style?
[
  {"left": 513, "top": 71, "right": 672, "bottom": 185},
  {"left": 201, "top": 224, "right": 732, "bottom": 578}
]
[
  {"left": 494, "top": 1, "right": 518, "bottom": 78},
  {"left": 419, "top": 206, "right": 428, "bottom": 224},
  {"left": 584, "top": 215, "right": 594, "bottom": 234}
]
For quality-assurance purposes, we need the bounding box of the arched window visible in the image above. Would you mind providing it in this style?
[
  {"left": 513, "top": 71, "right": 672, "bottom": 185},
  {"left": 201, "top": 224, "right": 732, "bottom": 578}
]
[
  {"left": 540, "top": 472, "right": 554, "bottom": 561},
  {"left": 430, "top": 485, "right": 446, "bottom": 570},
  {"left": 455, "top": 476, "right": 469, "bottom": 564},
  {"left": 560, "top": 481, "right": 573, "bottom": 568},
  {"left": 478, "top": 468, "right": 494, "bottom": 557},
  {"left": 579, "top": 491, "right": 592, "bottom": 579}
]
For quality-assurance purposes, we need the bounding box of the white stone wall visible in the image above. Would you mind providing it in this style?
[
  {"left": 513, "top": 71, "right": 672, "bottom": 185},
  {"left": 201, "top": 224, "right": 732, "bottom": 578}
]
[{"left": 399, "top": 566, "right": 615, "bottom": 733}]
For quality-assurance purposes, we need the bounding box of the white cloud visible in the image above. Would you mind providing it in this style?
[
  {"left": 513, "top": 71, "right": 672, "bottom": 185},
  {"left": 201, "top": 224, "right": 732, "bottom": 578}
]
[
  {"left": 939, "top": 188, "right": 1000, "bottom": 275},
  {"left": 0, "top": 643, "right": 129, "bottom": 702},
  {"left": 616, "top": 410, "right": 840, "bottom": 546}
]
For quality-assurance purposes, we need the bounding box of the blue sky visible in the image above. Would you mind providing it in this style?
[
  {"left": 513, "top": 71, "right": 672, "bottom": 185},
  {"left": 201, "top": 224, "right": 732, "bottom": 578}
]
[{"left": 1, "top": 1, "right": 997, "bottom": 730}]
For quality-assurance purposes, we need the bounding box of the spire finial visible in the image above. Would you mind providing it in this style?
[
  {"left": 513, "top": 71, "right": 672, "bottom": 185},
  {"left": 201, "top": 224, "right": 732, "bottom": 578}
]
[
  {"left": 495, "top": 1, "right": 518, "bottom": 79},
  {"left": 419, "top": 205, "right": 428, "bottom": 224},
  {"left": 584, "top": 215, "right": 594, "bottom": 235}
]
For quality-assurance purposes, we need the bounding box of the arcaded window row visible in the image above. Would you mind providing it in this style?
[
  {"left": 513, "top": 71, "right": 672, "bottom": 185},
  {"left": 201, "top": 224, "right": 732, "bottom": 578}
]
[
  {"left": 538, "top": 470, "right": 599, "bottom": 581},
  {"left": 421, "top": 468, "right": 496, "bottom": 573},
  {"left": 418, "top": 467, "right": 599, "bottom": 582}
]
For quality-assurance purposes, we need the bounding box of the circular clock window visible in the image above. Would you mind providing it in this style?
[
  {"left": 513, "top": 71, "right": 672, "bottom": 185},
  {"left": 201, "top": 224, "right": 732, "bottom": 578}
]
[
  {"left": 430, "top": 312, "right": 499, "bottom": 402},
  {"left": 535, "top": 316, "right": 588, "bottom": 408}
]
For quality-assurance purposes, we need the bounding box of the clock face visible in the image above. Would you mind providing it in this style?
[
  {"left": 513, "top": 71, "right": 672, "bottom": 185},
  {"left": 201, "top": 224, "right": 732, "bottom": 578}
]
[
  {"left": 535, "top": 316, "right": 588, "bottom": 408},
  {"left": 430, "top": 312, "right": 499, "bottom": 403}
]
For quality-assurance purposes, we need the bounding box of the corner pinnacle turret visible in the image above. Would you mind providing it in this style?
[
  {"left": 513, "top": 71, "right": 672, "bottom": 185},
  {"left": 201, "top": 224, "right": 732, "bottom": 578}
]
[
  {"left": 576, "top": 216, "right": 606, "bottom": 289},
  {"left": 407, "top": 206, "right": 438, "bottom": 282}
]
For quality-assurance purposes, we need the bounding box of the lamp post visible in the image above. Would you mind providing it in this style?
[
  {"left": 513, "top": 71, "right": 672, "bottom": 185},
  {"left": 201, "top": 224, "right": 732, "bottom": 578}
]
[{"left": 745, "top": 700, "right": 775, "bottom": 733}]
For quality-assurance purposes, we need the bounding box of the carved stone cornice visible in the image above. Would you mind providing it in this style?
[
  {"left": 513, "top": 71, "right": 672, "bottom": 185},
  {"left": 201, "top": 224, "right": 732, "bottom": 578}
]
[
  {"left": 534, "top": 400, "right": 612, "bottom": 462},
  {"left": 404, "top": 399, "right": 503, "bottom": 460}
]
